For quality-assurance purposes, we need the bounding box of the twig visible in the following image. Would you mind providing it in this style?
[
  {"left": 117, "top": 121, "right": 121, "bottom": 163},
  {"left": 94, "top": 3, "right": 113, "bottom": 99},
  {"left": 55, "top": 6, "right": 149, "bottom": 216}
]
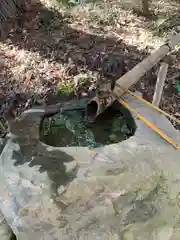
[
  {"left": 111, "top": 31, "right": 122, "bottom": 41},
  {"left": 167, "top": 73, "right": 180, "bottom": 81}
]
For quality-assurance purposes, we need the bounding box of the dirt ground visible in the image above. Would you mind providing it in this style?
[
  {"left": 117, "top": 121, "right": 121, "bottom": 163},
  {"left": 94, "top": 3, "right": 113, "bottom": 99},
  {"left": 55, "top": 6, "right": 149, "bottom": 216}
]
[{"left": 0, "top": 0, "right": 179, "bottom": 134}]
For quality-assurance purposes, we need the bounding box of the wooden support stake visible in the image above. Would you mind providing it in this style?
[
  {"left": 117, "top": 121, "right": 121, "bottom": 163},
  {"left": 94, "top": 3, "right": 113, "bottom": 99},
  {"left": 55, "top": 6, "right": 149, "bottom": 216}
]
[{"left": 152, "top": 62, "right": 168, "bottom": 107}]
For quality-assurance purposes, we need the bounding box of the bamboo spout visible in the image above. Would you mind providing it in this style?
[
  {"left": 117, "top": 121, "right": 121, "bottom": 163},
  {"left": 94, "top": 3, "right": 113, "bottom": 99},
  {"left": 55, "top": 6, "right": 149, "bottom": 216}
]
[
  {"left": 86, "top": 33, "right": 180, "bottom": 120},
  {"left": 86, "top": 95, "right": 115, "bottom": 121}
]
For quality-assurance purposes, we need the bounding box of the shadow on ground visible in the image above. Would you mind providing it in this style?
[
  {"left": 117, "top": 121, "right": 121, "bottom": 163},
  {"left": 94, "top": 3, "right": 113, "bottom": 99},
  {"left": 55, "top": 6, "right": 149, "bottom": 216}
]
[
  {"left": 12, "top": 146, "right": 78, "bottom": 197},
  {"left": 0, "top": 0, "right": 179, "bottom": 128},
  {"left": 0, "top": 0, "right": 156, "bottom": 98}
]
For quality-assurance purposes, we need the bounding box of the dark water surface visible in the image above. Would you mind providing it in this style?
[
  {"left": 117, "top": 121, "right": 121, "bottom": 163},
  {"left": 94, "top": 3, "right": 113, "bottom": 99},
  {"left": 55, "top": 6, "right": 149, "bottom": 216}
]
[{"left": 40, "top": 99, "right": 135, "bottom": 148}]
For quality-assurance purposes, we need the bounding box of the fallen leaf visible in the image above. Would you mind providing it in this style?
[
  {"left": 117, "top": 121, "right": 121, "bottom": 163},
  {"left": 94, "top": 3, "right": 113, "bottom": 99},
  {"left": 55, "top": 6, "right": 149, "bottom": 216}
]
[
  {"left": 73, "top": 73, "right": 89, "bottom": 88},
  {"left": 175, "top": 112, "right": 180, "bottom": 117}
]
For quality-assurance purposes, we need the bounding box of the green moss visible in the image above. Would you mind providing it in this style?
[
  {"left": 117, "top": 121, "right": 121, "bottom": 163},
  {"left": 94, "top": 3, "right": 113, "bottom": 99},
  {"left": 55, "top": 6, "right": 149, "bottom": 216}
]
[{"left": 56, "top": 85, "right": 74, "bottom": 96}]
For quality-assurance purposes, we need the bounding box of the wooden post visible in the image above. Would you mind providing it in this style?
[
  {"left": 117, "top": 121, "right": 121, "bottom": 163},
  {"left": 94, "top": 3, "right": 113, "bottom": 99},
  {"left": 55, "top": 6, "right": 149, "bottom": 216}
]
[{"left": 152, "top": 62, "right": 168, "bottom": 107}]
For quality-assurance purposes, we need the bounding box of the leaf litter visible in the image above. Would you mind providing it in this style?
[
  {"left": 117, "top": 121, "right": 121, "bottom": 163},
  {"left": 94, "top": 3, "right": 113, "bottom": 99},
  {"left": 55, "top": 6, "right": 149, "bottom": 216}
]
[{"left": 0, "top": 0, "right": 179, "bottom": 138}]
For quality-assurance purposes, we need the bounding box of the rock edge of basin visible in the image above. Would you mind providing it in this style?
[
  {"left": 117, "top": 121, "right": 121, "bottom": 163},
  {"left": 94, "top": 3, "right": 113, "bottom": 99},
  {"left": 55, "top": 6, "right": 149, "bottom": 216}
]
[{"left": 0, "top": 92, "right": 179, "bottom": 240}]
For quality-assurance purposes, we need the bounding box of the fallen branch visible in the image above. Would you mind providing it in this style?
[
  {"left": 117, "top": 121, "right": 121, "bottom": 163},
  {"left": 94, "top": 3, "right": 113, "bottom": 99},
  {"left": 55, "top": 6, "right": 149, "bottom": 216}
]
[{"left": 167, "top": 73, "right": 180, "bottom": 81}]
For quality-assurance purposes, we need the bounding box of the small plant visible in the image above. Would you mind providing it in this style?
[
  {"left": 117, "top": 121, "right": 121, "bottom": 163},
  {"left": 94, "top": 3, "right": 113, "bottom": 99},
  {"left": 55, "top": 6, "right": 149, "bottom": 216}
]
[{"left": 56, "top": 85, "right": 74, "bottom": 98}]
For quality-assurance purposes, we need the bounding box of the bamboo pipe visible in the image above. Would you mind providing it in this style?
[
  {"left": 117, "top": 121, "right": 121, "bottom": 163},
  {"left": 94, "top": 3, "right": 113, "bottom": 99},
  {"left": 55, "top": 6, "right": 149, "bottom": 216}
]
[
  {"left": 86, "top": 95, "right": 116, "bottom": 121},
  {"left": 86, "top": 34, "right": 180, "bottom": 120}
]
